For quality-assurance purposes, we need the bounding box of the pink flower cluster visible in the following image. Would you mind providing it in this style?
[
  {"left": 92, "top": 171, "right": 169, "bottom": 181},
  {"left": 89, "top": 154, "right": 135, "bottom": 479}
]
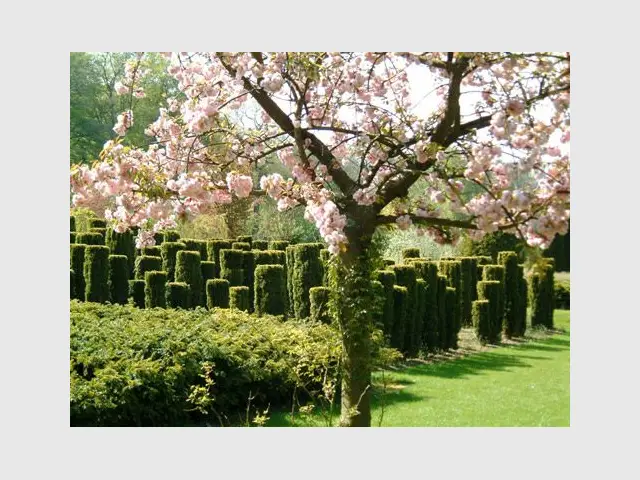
[{"left": 226, "top": 173, "right": 253, "bottom": 198}]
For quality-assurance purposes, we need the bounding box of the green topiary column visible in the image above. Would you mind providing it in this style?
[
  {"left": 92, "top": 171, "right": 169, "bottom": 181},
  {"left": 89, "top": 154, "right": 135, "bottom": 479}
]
[
  {"left": 70, "top": 215, "right": 76, "bottom": 232},
  {"left": 292, "top": 244, "right": 324, "bottom": 319},
  {"left": 70, "top": 244, "right": 87, "bottom": 301},
  {"left": 232, "top": 242, "right": 251, "bottom": 251},
  {"left": 415, "top": 279, "right": 427, "bottom": 354},
  {"left": 459, "top": 257, "right": 477, "bottom": 327},
  {"left": 254, "top": 265, "right": 286, "bottom": 316},
  {"left": 445, "top": 287, "right": 458, "bottom": 349},
  {"left": 374, "top": 270, "right": 396, "bottom": 337},
  {"left": 309, "top": 286, "right": 331, "bottom": 324},
  {"left": 134, "top": 255, "right": 163, "bottom": 280},
  {"left": 206, "top": 240, "right": 232, "bottom": 277},
  {"left": 70, "top": 269, "right": 75, "bottom": 299},
  {"left": 236, "top": 235, "right": 252, "bottom": 247},
  {"left": 166, "top": 282, "right": 189, "bottom": 309},
  {"left": 437, "top": 275, "right": 448, "bottom": 350},
  {"left": 242, "top": 251, "right": 255, "bottom": 313},
  {"left": 142, "top": 246, "right": 162, "bottom": 257},
  {"left": 128, "top": 280, "right": 145, "bottom": 308},
  {"left": 229, "top": 286, "right": 250, "bottom": 311},
  {"left": 517, "top": 265, "right": 528, "bottom": 336},
  {"left": 162, "top": 230, "right": 181, "bottom": 243},
  {"left": 220, "top": 249, "right": 244, "bottom": 287},
  {"left": 181, "top": 239, "right": 208, "bottom": 260},
  {"left": 76, "top": 232, "right": 104, "bottom": 246},
  {"left": 391, "top": 285, "right": 408, "bottom": 352},
  {"left": 402, "top": 248, "right": 421, "bottom": 262},
  {"left": 391, "top": 264, "right": 418, "bottom": 356},
  {"left": 106, "top": 229, "right": 136, "bottom": 276},
  {"left": 268, "top": 240, "right": 290, "bottom": 251},
  {"left": 472, "top": 300, "right": 491, "bottom": 345},
  {"left": 84, "top": 245, "right": 110, "bottom": 303},
  {"left": 206, "top": 279, "right": 230, "bottom": 309},
  {"left": 108, "top": 255, "right": 129, "bottom": 305},
  {"left": 161, "top": 242, "right": 186, "bottom": 282},
  {"left": 175, "top": 251, "right": 203, "bottom": 308},
  {"left": 483, "top": 265, "right": 506, "bottom": 335},
  {"left": 438, "top": 260, "right": 462, "bottom": 344},
  {"left": 252, "top": 240, "right": 268, "bottom": 250},
  {"left": 477, "top": 280, "right": 502, "bottom": 344},
  {"left": 498, "top": 251, "right": 520, "bottom": 338},
  {"left": 144, "top": 271, "right": 167, "bottom": 308},
  {"left": 201, "top": 261, "right": 216, "bottom": 284}
]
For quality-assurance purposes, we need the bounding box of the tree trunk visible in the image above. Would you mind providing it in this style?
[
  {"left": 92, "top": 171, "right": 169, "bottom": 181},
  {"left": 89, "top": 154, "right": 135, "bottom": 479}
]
[{"left": 333, "top": 210, "right": 377, "bottom": 427}]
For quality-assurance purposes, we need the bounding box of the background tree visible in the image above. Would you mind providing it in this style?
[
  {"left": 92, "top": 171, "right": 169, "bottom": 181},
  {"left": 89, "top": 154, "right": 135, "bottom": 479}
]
[{"left": 70, "top": 52, "right": 570, "bottom": 426}]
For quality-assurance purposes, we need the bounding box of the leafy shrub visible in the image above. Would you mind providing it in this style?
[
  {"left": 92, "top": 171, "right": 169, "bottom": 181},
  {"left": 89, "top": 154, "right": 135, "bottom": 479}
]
[
  {"left": 166, "top": 282, "right": 189, "bottom": 309},
  {"left": 175, "top": 251, "right": 203, "bottom": 308},
  {"left": 70, "top": 301, "right": 343, "bottom": 426},
  {"left": 206, "top": 279, "right": 230, "bottom": 309},
  {"left": 108, "top": 255, "right": 129, "bottom": 305},
  {"left": 84, "top": 246, "right": 110, "bottom": 302},
  {"left": 144, "top": 271, "right": 167, "bottom": 308},
  {"left": 254, "top": 265, "right": 286, "bottom": 316},
  {"left": 554, "top": 278, "right": 570, "bottom": 309},
  {"left": 229, "top": 286, "right": 250, "bottom": 312}
]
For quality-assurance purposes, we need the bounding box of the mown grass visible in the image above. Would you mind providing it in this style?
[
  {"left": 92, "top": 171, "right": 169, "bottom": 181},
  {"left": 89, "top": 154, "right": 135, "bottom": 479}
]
[{"left": 267, "top": 310, "right": 570, "bottom": 427}]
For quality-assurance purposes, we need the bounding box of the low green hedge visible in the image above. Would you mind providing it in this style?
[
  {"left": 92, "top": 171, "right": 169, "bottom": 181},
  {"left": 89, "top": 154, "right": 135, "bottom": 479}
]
[{"left": 70, "top": 301, "right": 343, "bottom": 426}]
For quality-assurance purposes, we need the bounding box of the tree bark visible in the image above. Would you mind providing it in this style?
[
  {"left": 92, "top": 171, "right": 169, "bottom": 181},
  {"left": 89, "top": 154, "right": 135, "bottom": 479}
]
[{"left": 334, "top": 208, "right": 377, "bottom": 427}]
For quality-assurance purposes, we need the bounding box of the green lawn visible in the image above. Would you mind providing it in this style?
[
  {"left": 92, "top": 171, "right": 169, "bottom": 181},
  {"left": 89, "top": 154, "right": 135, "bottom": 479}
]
[{"left": 267, "top": 310, "right": 570, "bottom": 427}]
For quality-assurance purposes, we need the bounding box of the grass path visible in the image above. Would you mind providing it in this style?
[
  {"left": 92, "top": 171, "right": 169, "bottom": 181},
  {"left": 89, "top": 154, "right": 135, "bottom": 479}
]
[{"left": 267, "top": 310, "right": 570, "bottom": 427}]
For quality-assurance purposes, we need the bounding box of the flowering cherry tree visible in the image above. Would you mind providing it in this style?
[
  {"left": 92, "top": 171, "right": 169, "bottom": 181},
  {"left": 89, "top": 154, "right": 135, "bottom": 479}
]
[{"left": 70, "top": 52, "right": 570, "bottom": 426}]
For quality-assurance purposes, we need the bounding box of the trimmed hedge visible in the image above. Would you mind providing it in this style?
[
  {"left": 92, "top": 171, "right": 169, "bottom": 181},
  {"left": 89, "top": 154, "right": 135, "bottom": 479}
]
[
  {"left": 70, "top": 244, "right": 87, "bottom": 301},
  {"left": 285, "top": 246, "right": 295, "bottom": 317},
  {"left": 162, "top": 230, "right": 181, "bottom": 243},
  {"left": 254, "top": 265, "right": 286, "bottom": 316},
  {"left": 181, "top": 239, "right": 208, "bottom": 260},
  {"left": 374, "top": 270, "right": 396, "bottom": 337},
  {"left": 70, "top": 301, "right": 342, "bottom": 426},
  {"left": 252, "top": 240, "right": 268, "bottom": 251},
  {"left": 309, "top": 286, "right": 331, "bottom": 324},
  {"left": 108, "top": 255, "right": 129, "bottom": 305},
  {"left": 383, "top": 259, "right": 396, "bottom": 267},
  {"left": 77, "top": 232, "right": 104, "bottom": 246},
  {"left": 175, "top": 251, "right": 203, "bottom": 308},
  {"left": 161, "top": 242, "right": 186, "bottom": 282},
  {"left": 438, "top": 260, "right": 462, "bottom": 335},
  {"left": 220, "top": 249, "right": 244, "bottom": 287},
  {"left": 70, "top": 215, "right": 76, "bottom": 232},
  {"left": 445, "top": 287, "right": 458, "bottom": 350},
  {"left": 134, "top": 255, "right": 163, "bottom": 280},
  {"left": 391, "top": 285, "right": 408, "bottom": 352},
  {"left": 530, "top": 260, "right": 555, "bottom": 328},
  {"left": 236, "top": 235, "right": 252, "bottom": 247},
  {"left": 516, "top": 265, "right": 528, "bottom": 336},
  {"left": 232, "top": 242, "right": 251, "bottom": 251},
  {"left": 89, "top": 218, "right": 107, "bottom": 229},
  {"left": 482, "top": 265, "right": 506, "bottom": 334},
  {"left": 153, "top": 232, "right": 164, "bottom": 246},
  {"left": 241, "top": 251, "right": 255, "bottom": 312},
  {"left": 144, "top": 271, "right": 167, "bottom": 308},
  {"left": 477, "top": 280, "right": 502, "bottom": 344},
  {"left": 166, "top": 282, "right": 189, "bottom": 309},
  {"left": 422, "top": 262, "right": 440, "bottom": 352},
  {"left": 437, "top": 275, "right": 448, "bottom": 350},
  {"left": 402, "top": 248, "right": 421, "bottom": 262},
  {"left": 415, "top": 279, "right": 427, "bottom": 354},
  {"left": 70, "top": 269, "right": 75, "bottom": 299},
  {"left": 498, "top": 251, "right": 519, "bottom": 338},
  {"left": 320, "top": 249, "right": 331, "bottom": 286},
  {"left": 292, "top": 244, "right": 324, "bottom": 320},
  {"left": 84, "top": 246, "right": 110, "bottom": 302},
  {"left": 472, "top": 300, "right": 491, "bottom": 345},
  {"left": 201, "top": 261, "right": 216, "bottom": 284},
  {"left": 128, "top": 280, "right": 145, "bottom": 308},
  {"left": 206, "top": 279, "right": 230, "bottom": 309},
  {"left": 229, "top": 286, "right": 250, "bottom": 312},
  {"left": 254, "top": 250, "right": 286, "bottom": 267},
  {"left": 391, "top": 264, "right": 418, "bottom": 356},
  {"left": 268, "top": 240, "right": 290, "bottom": 251},
  {"left": 142, "top": 246, "right": 162, "bottom": 257},
  {"left": 106, "top": 229, "right": 136, "bottom": 275},
  {"left": 70, "top": 232, "right": 76, "bottom": 244},
  {"left": 458, "top": 257, "right": 477, "bottom": 327},
  {"left": 206, "top": 240, "right": 232, "bottom": 277},
  {"left": 91, "top": 228, "right": 107, "bottom": 244}
]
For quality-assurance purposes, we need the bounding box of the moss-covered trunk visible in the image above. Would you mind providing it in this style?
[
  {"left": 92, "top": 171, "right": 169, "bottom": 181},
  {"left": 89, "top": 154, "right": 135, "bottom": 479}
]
[{"left": 331, "top": 209, "right": 377, "bottom": 427}]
